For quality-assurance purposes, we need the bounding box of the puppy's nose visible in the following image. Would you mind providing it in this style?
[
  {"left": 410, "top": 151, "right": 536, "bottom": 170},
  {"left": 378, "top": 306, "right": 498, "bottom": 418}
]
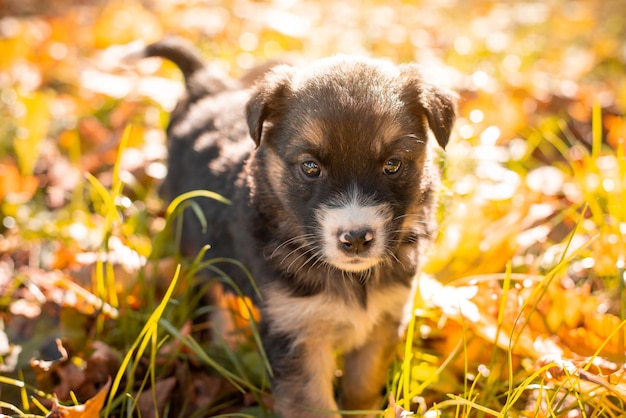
[{"left": 339, "top": 228, "right": 374, "bottom": 254}]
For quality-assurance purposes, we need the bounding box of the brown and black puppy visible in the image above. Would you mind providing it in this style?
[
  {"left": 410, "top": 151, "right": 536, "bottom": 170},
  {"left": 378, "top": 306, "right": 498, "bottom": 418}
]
[{"left": 129, "top": 36, "right": 455, "bottom": 418}]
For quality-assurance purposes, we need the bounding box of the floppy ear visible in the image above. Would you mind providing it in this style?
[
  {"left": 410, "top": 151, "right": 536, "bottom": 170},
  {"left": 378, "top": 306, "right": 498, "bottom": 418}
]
[
  {"left": 245, "top": 65, "right": 294, "bottom": 146},
  {"left": 400, "top": 65, "right": 456, "bottom": 149}
]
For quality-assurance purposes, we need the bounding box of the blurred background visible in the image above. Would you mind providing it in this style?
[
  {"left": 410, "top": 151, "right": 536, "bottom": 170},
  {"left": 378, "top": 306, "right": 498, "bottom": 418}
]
[{"left": 1, "top": 0, "right": 626, "bottom": 416}]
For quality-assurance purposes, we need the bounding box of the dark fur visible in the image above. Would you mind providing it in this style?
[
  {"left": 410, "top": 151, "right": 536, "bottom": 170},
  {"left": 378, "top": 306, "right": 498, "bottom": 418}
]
[{"left": 139, "top": 36, "right": 455, "bottom": 417}]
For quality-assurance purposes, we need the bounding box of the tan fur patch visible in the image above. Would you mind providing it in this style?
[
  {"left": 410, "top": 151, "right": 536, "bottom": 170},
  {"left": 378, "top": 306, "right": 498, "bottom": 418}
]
[
  {"left": 264, "top": 282, "right": 411, "bottom": 352},
  {"left": 274, "top": 339, "right": 339, "bottom": 418},
  {"left": 299, "top": 116, "right": 327, "bottom": 149}
]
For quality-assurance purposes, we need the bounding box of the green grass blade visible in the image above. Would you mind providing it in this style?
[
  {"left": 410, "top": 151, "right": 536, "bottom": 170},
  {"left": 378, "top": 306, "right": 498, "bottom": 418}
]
[
  {"left": 166, "top": 190, "right": 231, "bottom": 219},
  {"left": 104, "top": 264, "right": 181, "bottom": 416}
]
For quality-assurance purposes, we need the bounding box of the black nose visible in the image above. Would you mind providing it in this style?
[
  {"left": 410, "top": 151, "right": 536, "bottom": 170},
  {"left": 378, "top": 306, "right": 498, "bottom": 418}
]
[{"left": 339, "top": 228, "right": 374, "bottom": 254}]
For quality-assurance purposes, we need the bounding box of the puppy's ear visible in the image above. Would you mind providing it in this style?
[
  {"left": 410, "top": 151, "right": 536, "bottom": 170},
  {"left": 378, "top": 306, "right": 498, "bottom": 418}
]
[
  {"left": 400, "top": 65, "right": 456, "bottom": 149},
  {"left": 246, "top": 65, "right": 294, "bottom": 145}
]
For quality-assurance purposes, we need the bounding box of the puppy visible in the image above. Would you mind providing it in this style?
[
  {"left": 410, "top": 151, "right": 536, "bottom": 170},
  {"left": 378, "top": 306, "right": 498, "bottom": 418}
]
[{"left": 129, "top": 36, "right": 455, "bottom": 417}]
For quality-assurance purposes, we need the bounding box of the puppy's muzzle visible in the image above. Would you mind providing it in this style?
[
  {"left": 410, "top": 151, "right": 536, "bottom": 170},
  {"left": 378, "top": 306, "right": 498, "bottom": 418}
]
[{"left": 317, "top": 190, "right": 392, "bottom": 273}]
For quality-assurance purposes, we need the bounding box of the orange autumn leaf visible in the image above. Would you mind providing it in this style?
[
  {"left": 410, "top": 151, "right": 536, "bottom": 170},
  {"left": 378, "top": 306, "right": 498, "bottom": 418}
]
[
  {"left": 224, "top": 293, "right": 261, "bottom": 330},
  {"left": 605, "top": 114, "right": 626, "bottom": 149},
  {"left": 561, "top": 313, "right": 626, "bottom": 359},
  {"left": 46, "top": 377, "right": 111, "bottom": 418},
  {"left": 0, "top": 162, "right": 39, "bottom": 203},
  {"left": 422, "top": 273, "right": 625, "bottom": 362}
]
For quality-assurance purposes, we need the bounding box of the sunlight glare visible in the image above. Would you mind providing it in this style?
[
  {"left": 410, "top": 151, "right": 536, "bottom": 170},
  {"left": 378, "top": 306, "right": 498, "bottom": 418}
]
[
  {"left": 602, "top": 178, "right": 615, "bottom": 192},
  {"left": 454, "top": 36, "right": 472, "bottom": 55},
  {"left": 479, "top": 126, "right": 500, "bottom": 146},
  {"left": 459, "top": 124, "right": 474, "bottom": 139},
  {"left": 502, "top": 54, "right": 521, "bottom": 73},
  {"left": 485, "top": 31, "right": 509, "bottom": 52},
  {"left": 238, "top": 32, "right": 258, "bottom": 51},
  {"left": 469, "top": 109, "right": 484, "bottom": 123},
  {"left": 472, "top": 70, "right": 489, "bottom": 88}
]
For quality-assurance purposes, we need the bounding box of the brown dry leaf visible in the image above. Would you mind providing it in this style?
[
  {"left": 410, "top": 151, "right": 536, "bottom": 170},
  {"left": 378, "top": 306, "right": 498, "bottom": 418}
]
[
  {"left": 83, "top": 341, "right": 121, "bottom": 394},
  {"left": 31, "top": 339, "right": 84, "bottom": 404},
  {"left": 155, "top": 321, "right": 192, "bottom": 360},
  {"left": 173, "top": 368, "right": 239, "bottom": 412},
  {"left": 46, "top": 377, "right": 111, "bottom": 418},
  {"left": 135, "top": 377, "right": 177, "bottom": 418},
  {"left": 537, "top": 355, "right": 626, "bottom": 403},
  {"left": 77, "top": 117, "right": 111, "bottom": 147},
  {"left": 31, "top": 338, "right": 119, "bottom": 406}
]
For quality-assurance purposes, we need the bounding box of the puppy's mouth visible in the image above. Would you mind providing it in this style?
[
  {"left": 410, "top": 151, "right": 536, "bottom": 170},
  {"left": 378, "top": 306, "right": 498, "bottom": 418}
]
[
  {"left": 332, "top": 255, "right": 383, "bottom": 273},
  {"left": 316, "top": 191, "right": 392, "bottom": 273}
]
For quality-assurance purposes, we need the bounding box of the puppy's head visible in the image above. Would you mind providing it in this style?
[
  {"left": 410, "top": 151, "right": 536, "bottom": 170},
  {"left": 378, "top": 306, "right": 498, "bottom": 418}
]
[{"left": 246, "top": 56, "right": 455, "bottom": 275}]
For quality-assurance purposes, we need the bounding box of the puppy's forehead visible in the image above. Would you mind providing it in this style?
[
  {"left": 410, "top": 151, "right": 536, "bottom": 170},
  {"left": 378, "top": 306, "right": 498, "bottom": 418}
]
[
  {"left": 295, "top": 112, "right": 409, "bottom": 153},
  {"left": 285, "top": 57, "right": 417, "bottom": 150},
  {"left": 291, "top": 56, "right": 403, "bottom": 106}
]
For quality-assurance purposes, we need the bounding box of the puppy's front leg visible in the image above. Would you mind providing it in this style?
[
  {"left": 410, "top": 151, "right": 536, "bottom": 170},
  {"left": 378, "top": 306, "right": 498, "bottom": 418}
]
[
  {"left": 340, "top": 320, "right": 401, "bottom": 418},
  {"left": 266, "top": 332, "right": 340, "bottom": 418}
]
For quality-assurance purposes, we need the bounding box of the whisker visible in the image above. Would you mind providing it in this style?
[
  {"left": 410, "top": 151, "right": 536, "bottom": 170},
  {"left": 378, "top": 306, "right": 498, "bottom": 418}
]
[
  {"left": 283, "top": 245, "right": 318, "bottom": 272},
  {"left": 293, "top": 247, "right": 323, "bottom": 275},
  {"left": 270, "top": 233, "right": 316, "bottom": 258},
  {"left": 307, "top": 249, "right": 327, "bottom": 271},
  {"left": 393, "top": 214, "right": 429, "bottom": 226},
  {"left": 279, "top": 242, "right": 311, "bottom": 263},
  {"left": 358, "top": 269, "right": 370, "bottom": 284},
  {"left": 341, "top": 269, "right": 355, "bottom": 287},
  {"left": 385, "top": 248, "right": 401, "bottom": 264}
]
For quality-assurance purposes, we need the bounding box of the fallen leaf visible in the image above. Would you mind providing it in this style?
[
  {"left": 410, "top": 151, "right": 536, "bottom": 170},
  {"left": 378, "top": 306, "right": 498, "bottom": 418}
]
[
  {"left": 135, "top": 377, "right": 177, "bottom": 418},
  {"left": 0, "top": 162, "right": 39, "bottom": 203},
  {"left": 537, "top": 355, "right": 626, "bottom": 403},
  {"left": 46, "top": 377, "right": 111, "bottom": 418}
]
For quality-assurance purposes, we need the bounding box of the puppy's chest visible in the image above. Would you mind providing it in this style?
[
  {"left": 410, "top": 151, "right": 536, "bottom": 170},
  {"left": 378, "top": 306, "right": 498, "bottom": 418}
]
[{"left": 264, "top": 284, "right": 411, "bottom": 350}]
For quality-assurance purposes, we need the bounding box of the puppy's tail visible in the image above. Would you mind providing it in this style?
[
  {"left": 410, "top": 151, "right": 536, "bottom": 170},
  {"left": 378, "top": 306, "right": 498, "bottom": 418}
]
[{"left": 122, "top": 36, "right": 205, "bottom": 83}]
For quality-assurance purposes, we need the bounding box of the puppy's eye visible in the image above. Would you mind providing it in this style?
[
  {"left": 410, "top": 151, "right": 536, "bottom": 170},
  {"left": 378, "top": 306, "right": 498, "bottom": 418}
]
[
  {"left": 383, "top": 159, "right": 402, "bottom": 175},
  {"left": 301, "top": 161, "right": 321, "bottom": 178}
]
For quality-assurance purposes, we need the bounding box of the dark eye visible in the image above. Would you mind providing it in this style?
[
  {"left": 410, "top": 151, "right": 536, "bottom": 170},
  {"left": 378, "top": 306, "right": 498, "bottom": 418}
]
[
  {"left": 301, "top": 161, "right": 321, "bottom": 178},
  {"left": 383, "top": 158, "right": 402, "bottom": 175}
]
